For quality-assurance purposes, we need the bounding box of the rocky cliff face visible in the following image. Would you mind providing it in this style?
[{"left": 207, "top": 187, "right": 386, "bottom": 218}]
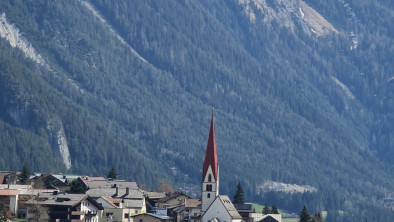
[
  {"left": 2, "top": 96, "right": 72, "bottom": 170},
  {"left": 0, "top": 13, "right": 50, "bottom": 70},
  {"left": 46, "top": 118, "right": 72, "bottom": 170},
  {"left": 238, "top": 0, "right": 338, "bottom": 37},
  {"left": 0, "top": 13, "right": 72, "bottom": 169}
]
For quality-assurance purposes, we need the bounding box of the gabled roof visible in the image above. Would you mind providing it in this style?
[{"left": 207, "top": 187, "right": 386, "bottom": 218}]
[
  {"left": 100, "top": 196, "right": 121, "bottom": 208},
  {"left": 86, "top": 188, "right": 143, "bottom": 199},
  {"left": 185, "top": 199, "right": 201, "bottom": 208},
  {"left": 0, "top": 190, "right": 19, "bottom": 196},
  {"left": 202, "top": 110, "right": 218, "bottom": 182},
  {"left": 31, "top": 174, "right": 68, "bottom": 187},
  {"left": 25, "top": 193, "right": 103, "bottom": 209},
  {"left": 143, "top": 191, "right": 166, "bottom": 199},
  {"left": 259, "top": 214, "right": 281, "bottom": 222},
  {"left": 156, "top": 192, "right": 191, "bottom": 203},
  {"left": 87, "top": 180, "right": 138, "bottom": 189},
  {"left": 123, "top": 199, "right": 144, "bottom": 208},
  {"left": 217, "top": 196, "right": 242, "bottom": 219},
  {"left": 132, "top": 213, "right": 172, "bottom": 220},
  {"left": 79, "top": 176, "right": 106, "bottom": 187}
]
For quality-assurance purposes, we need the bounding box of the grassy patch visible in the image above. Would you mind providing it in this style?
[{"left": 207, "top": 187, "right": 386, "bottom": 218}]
[
  {"left": 10, "top": 218, "right": 26, "bottom": 222},
  {"left": 283, "top": 219, "right": 298, "bottom": 222}
]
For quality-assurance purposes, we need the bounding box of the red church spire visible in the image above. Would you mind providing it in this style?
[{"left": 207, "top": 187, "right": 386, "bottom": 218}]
[{"left": 202, "top": 109, "right": 218, "bottom": 182}]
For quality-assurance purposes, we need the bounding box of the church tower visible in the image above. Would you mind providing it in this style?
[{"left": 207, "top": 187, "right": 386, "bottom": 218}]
[{"left": 201, "top": 109, "right": 219, "bottom": 213}]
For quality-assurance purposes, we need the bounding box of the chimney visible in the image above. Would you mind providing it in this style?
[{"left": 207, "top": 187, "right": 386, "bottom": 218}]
[
  {"left": 126, "top": 187, "right": 129, "bottom": 196},
  {"left": 115, "top": 187, "right": 119, "bottom": 197},
  {"left": 86, "top": 176, "right": 89, "bottom": 180}
]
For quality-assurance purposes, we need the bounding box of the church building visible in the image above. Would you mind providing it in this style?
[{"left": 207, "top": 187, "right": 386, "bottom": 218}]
[{"left": 201, "top": 110, "right": 242, "bottom": 222}]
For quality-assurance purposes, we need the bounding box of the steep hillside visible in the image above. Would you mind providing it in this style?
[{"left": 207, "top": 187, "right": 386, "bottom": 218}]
[{"left": 1, "top": 0, "right": 394, "bottom": 221}]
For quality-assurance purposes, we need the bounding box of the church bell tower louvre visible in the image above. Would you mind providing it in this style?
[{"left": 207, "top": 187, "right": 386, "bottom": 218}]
[{"left": 201, "top": 109, "right": 219, "bottom": 213}]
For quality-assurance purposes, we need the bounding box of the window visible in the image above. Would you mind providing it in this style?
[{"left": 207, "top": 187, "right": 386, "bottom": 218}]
[
  {"left": 206, "top": 184, "right": 212, "bottom": 191},
  {"left": 135, "top": 210, "right": 138, "bottom": 214},
  {"left": 140, "top": 219, "right": 143, "bottom": 222},
  {"left": 106, "top": 213, "right": 113, "bottom": 218},
  {"left": 125, "top": 213, "right": 129, "bottom": 219},
  {"left": 208, "top": 174, "right": 212, "bottom": 182},
  {"left": 207, "top": 193, "right": 210, "bottom": 198}
]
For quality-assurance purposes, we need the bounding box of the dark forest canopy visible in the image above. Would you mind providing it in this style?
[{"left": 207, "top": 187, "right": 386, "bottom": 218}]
[{"left": 0, "top": 0, "right": 394, "bottom": 221}]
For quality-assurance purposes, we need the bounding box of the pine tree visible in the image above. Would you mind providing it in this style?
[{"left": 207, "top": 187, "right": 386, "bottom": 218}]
[
  {"left": 299, "top": 206, "right": 311, "bottom": 222},
  {"left": 19, "top": 162, "right": 30, "bottom": 185},
  {"left": 271, "top": 204, "right": 279, "bottom": 214},
  {"left": 311, "top": 212, "right": 324, "bottom": 222},
  {"left": 107, "top": 167, "right": 118, "bottom": 179},
  {"left": 263, "top": 203, "right": 271, "bottom": 214},
  {"left": 69, "top": 180, "right": 85, "bottom": 194},
  {"left": 232, "top": 181, "right": 244, "bottom": 204}
]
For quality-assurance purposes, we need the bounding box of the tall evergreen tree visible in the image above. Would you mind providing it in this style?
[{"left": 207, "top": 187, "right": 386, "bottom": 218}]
[
  {"left": 271, "top": 204, "right": 279, "bottom": 214},
  {"left": 232, "top": 181, "right": 244, "bottom": 204},
  {"left": 69, "top": 180, "right": 85, "bottom": 194},
  {"left": 107, "top": 167, "right": 118, "bottom": 179},
  {"left": 299, "top": 206, "right": 311, "bottom": 222},
  {"left": 263, "top": 203, "right": 271, "bottom": 214},
  {"left": 311, "top": 212, "right": 324, "bottom": 222},
  {"left": 19, "top": 162, "right": 30, "bottom": 185}
]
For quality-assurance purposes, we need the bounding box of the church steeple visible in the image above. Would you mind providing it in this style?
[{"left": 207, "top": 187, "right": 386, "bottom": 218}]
[
  {"left": 201, "top": 109, "right": 219, "bottom": 213},
  {"left": 202, "top": 109, "right": 218, "bottom": 182}
]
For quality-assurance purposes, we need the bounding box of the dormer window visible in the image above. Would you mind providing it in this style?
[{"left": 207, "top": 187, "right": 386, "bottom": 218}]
[{"left": 208, "top": 174, "right": 212, "bottom": 182}]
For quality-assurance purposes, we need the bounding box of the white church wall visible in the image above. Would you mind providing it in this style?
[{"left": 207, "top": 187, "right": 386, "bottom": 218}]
[{"left": 203, "top": 198, "right": 231, "bottom": 222}]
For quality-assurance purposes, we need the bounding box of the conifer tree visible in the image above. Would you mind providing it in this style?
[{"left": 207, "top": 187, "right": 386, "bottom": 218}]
[
  {"left": 69, "top": 180, "right": 85, "bottom": 194},
  {"left": 19, "top": 162, "right": 30, "bottom": 185},
  {"left": 263, "top": 203, "right": 271, "bottom": 214},
  {"left": 271, "top": 204, "right": 279, "bottom": 214},
  {"left": 232, "top": 181, "right": 244, "bottom": 204},
  {"left": 311, "top": 212, "right": 324, "bottom": 222},
  {"left": 299, "top": 206, "right": 311, "bottom": 222},
  {"left": 107, "top": 167, "right": 118, "bottom": 179}
]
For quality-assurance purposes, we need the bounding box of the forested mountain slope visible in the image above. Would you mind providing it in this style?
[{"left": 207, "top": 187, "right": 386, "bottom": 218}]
[{"left": 0, "top": 0, "right": 394, "bottom": 221}]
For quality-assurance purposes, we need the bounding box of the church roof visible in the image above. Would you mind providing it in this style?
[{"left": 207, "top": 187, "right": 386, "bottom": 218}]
[
  {"left": 218, "top": 195, "right": 242, "bottom": 219},
  {"left": 202, "top": 110, "right": 218, "bottom": 182}
]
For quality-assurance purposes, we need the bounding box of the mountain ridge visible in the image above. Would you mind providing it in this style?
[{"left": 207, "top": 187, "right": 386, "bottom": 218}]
[{"left": 1, "top": 0, "right": 394, "bottom": 220}]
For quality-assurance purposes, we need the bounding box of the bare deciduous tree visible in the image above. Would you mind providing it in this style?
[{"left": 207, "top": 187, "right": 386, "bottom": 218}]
[{"left": 156, "top": 179, "right": 174, "bottom": 194}]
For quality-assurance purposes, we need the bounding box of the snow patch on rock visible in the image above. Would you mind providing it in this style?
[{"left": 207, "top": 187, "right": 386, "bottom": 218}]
[{"left": 0, "top": 13, "right": 50, "bottom": 70}]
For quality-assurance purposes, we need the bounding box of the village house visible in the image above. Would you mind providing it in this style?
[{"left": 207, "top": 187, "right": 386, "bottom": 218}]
[
  {"left": 143, "top": 191, "right": 166, "bottom": 213},
  {"left": 172, "top": 199, "right": 201, "bottom": 222},
  {"left": 156, "top": 193, "right": 192, "bottom": 208},
  {"left": 30, "top": 174, "right": 71, "bottom": 191},
  {"left": 131, "top": 213, "right": 173, "bottom": 222},
  {"left": 87, "top": 187, "right": 147, "bottom": 221},
  {"left": 25, "top": 191, "right": 103, "bottom": 222},
  {"left": 78, "top": 176, "right": 106, "bottom": 191}
]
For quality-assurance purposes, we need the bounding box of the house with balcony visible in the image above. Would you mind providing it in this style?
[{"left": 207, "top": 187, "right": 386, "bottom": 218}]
[
  {"left": 87, "top": 187, "right": 147, "bottom": 222},
  {"left": 25, "top": 191, "right": 103, "bottom": 222},
  {"left": 156, "top": 193, "right": 191, "bottom": 209},
  {"left": 172, "top": 199, "right": 201, "bottom": 222}
]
